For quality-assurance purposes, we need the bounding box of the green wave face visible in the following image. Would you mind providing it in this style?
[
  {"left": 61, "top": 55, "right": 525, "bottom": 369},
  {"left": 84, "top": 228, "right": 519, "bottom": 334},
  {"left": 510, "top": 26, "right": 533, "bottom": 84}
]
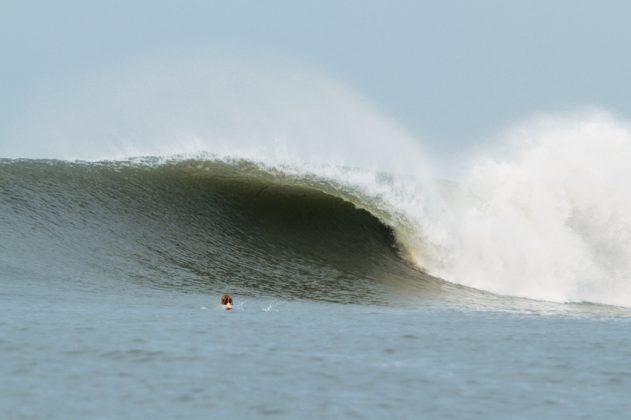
[{"left": 0, "top": 158, "right": 451, "bottom": 306}]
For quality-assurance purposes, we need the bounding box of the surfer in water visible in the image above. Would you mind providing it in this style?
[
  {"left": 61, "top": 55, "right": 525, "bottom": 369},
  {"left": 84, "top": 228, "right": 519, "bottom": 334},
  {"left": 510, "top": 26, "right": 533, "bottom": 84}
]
[{"left": 221, "top": 294, "right": 233, "bottom": 311}]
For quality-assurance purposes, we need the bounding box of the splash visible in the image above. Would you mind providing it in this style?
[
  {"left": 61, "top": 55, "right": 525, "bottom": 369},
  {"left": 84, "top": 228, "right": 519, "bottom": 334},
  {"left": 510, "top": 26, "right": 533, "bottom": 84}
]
[{"left": 420, "top": 111, "right": 631, "bottom": 306}]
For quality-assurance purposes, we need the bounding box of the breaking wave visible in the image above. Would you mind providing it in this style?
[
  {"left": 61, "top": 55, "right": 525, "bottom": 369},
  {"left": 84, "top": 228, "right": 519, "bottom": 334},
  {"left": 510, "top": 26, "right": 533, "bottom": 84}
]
[{"left": 2, "top": 54, "right": 631, "bottom": 309}]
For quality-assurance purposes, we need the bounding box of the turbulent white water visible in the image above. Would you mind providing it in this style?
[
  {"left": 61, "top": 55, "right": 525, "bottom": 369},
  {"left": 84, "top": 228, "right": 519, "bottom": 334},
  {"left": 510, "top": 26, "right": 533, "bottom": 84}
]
[
  {"left": 4, "top": 54, "right": 631, "bottom": 307},
  {"left": 422, "top": 112, "right": 631, "bottom": 306}
]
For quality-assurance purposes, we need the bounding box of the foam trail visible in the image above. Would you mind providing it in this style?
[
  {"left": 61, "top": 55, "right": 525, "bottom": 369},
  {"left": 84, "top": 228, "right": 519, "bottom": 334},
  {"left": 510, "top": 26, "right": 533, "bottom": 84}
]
[{"left": 418, "top": 111, "right": 631, "bottom": 306}]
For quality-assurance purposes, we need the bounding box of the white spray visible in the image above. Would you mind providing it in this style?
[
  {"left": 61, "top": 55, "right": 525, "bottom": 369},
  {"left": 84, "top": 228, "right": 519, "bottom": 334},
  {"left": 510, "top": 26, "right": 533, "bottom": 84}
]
[
  {"left": 419, "top": 111, "right": 631, "bottom": 306},
  {"left": 2, "top": 52, "right": 430, "bottom": 179}
]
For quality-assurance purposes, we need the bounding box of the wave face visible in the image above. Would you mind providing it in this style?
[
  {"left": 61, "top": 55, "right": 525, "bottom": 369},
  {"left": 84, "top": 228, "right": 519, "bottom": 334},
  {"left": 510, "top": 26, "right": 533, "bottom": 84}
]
[{"left": 0, "top": 158, "right": 451, "bottom": 306}]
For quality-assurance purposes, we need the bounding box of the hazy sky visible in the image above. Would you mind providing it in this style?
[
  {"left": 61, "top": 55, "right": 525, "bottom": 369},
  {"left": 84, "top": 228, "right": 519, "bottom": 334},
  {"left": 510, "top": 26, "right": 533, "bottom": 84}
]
[{"left": 2, "top": 0, "right": 631, "bottom": 156}]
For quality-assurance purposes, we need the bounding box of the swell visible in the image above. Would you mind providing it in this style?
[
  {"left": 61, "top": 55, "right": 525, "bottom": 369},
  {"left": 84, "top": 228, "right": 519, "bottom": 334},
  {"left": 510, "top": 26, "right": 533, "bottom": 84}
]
[{"left": 0, "top": 158, "right": 449, "bottom": 305}]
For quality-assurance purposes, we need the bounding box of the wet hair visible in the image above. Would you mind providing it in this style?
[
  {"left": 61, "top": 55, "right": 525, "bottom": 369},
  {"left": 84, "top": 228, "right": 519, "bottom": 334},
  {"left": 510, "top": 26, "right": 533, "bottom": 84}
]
[{"left": 221, "top": 294, "right": 233, "bottom": 306}]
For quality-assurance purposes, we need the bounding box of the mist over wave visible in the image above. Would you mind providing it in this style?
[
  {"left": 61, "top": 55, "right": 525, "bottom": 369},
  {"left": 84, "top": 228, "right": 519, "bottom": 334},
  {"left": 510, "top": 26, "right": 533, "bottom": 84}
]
[
  {"left": 3, "top": 53, "right": 631, "bottom": 308},
  {"left": 3, "top": 53, "right": 430, "bottom": 178}
]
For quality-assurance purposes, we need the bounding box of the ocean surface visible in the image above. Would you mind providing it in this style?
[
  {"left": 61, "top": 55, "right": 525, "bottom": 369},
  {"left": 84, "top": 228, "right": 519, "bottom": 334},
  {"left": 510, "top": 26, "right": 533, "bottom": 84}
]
[{"left": 2, "top": 157, "right": 631, "bottom": 419}]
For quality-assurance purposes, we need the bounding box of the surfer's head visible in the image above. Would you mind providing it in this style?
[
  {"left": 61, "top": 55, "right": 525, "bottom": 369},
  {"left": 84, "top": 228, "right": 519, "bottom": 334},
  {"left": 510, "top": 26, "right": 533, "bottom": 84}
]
[{"left": 221, "top": 294, "right": 233, "bottom": 310}]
